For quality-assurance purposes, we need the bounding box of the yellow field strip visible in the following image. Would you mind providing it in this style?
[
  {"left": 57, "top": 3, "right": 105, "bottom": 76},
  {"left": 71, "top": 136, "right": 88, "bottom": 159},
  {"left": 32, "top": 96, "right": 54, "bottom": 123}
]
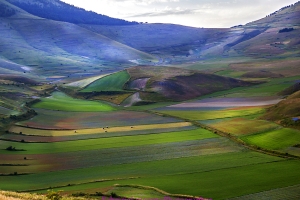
[{"left": 9, "top": 122, "right": 192, "bottom": 137}]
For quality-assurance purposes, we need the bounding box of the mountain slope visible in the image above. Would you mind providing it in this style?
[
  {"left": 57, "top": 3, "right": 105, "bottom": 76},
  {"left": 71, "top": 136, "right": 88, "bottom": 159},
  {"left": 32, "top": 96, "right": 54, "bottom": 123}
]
[
  {"left": 0, "top": 0, "right": 155, "bottom": 81},
  {"left": 227, "top": 2, "right": 300, "bottom": 58},
  {"left": 80, "top": 2, "right": 300, "bottom": 61},
  {"left": 6, "top": 0, "right": 137, "bottom": 25}
]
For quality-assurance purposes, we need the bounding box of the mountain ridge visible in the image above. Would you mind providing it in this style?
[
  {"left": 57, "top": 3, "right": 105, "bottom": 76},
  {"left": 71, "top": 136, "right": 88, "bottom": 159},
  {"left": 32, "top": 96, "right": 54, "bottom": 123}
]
[{"left": 5, "top": 0, "right": 138, "bottom": 25}]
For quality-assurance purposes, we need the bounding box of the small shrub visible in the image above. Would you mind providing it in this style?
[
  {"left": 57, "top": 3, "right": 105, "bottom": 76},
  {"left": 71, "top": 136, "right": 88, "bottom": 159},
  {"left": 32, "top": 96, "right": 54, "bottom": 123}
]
[
  {"left": 110, "top": 192, "right": 118, "bottom": 198},
  {"left": 6, "top": 146, "right": 15, "bottom": 151},
  {"left": 72, "top": 192, "right": 86, "bottom": 197},
  {"left": 94, "top": 192, "right": 103, "bottom": 196},
  {"left": 279, "top": 28, "right": 294, "bottom": 33},
  {"left": 46, "top": 190, "right": 62, "bottom": 200}
]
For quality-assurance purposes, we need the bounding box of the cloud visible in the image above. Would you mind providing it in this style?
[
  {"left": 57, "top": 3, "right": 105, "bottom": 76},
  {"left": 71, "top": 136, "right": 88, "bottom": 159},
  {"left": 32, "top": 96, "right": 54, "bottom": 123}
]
[{"left": 128, "top": 7, "right": 197, "bottom": 17}]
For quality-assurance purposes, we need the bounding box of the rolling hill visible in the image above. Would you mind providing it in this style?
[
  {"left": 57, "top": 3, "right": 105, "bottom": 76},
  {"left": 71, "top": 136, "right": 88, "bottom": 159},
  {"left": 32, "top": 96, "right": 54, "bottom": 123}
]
[
  {"left": 262, "top": 89, "right": 300, "bottom": 129},
  {"left": 74, "top": 66, "right": 254, "bottom": 104},
  {"left": 80, "top": 2, "right": 300, "bottom": 61},
  {"left": 6, "top": 0, "right": 137, "bottom": 25},
  {"left": 0, "top": 0, "right": 155, "bottom": 82}
]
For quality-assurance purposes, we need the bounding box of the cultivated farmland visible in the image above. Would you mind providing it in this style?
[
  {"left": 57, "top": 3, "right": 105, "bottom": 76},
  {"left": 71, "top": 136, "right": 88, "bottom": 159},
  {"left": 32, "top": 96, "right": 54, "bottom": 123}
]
[{"left": 33, "top": 92, "right": 115, "bottom": 112}]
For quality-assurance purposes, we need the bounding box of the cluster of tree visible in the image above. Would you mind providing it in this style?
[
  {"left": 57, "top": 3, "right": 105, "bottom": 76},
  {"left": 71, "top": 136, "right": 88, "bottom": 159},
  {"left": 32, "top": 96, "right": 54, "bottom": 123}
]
[
  {"left": 7, "top": 0, "right": 138, "bottom": 25},
  {"left": 279, "top": 28, "right": 294, "bottom": 33},
  {"left": 0, "top": 3, "right": 16, "bottom": 17},
  {"left": 281, "top": 118, "right": 300, "bottom": 127},
  {"left": 265, "top": 1, "right": 299, "bottom": 18}
]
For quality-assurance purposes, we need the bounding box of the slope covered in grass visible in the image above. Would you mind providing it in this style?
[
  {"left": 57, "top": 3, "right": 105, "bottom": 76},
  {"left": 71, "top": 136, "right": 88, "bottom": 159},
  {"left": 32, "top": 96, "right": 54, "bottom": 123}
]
[
  {"left": 81, "top": 71, "right": 130, "bottom": 92},
  {"left": 263, "top": 90, "right": 300, "bottom": 122},
  {"left": 33, "top": 92, "right": 115, "bottom": 112},
  {"left": 126, "top": 66, "right": 253, "bottom": 101},
  {"left": 242, "top": 128, "right": 300, "bottom": 150}
]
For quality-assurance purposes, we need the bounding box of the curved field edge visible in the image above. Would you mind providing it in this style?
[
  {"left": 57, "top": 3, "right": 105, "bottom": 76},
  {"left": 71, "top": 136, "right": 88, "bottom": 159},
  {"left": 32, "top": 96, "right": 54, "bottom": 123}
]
[
  {"left": 22, "top": 159, "right": 300, "bottom": 200},
  {"left": 80, "top": 70, "right": 130, "bottom": 92},
  {"left": 32, "top": 92, "right": 116, "bottom": 112},
  {"left": 0, "top": 152, "right": 284, "bottom": 190},
  {"left": 65, "top": 73, "right": 111, "bottom": 89},
  {"left": 106, "top": 184, "right": 207, "bottom": 200}
]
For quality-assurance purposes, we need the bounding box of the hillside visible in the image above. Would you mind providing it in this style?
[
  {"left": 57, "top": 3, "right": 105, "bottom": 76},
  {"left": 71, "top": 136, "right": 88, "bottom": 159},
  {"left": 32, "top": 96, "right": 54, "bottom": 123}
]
[
  {"left": 262, "top": 90, "right": 300, "bottom": 129},
  {"left": 6, "top": 0, "right": 137, "bottom": 25},
  {"left": 0, "top": 0, "right": 155, "bottom": 81},
  {"left": 75, "top": 66, "right": 254, "bottom": 104},
  {"left": 81, "top": 2, "right": 300, "bottom": 61}
]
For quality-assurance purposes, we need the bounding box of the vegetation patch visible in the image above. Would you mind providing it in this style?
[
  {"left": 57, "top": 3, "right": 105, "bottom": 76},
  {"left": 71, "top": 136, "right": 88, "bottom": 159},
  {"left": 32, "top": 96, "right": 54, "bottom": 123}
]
[
  {"left": 158, "top": 106, "right": 265, "bottom": 121},
  {"left": 279, "top": 28, "right": 294, "bottom": 33},
  {"left": 32, "top": 92, "right": 116, "bottom": 112},
  {"left": 209, "top": 118, "right": 280, "bottom": 136},
  {"left": 242, "top": 128, "right": 300, "bottom": 150},
  {"left": 229, "top": 184, "right": 300, "bottom": 200},
  {"left": 81, "top": 71, "right": 130, "bottom": 92},
  {"left": 9, "top": 122, "right": 192, "bottom": 137},
  {"left": 0, "top": 152, "right": 283, "bottom": 193},
  {"left": 16, "top": 109, "right": 181, "bottom": 130},
  {"left": 26, "top": 159, "right": 300, "bottom": 200},
  {"left": 2, "top": 127, "right": 209, "bottom": 154},
  {"left": 65, "top": 74, "right": 111, "bottom": 89}
]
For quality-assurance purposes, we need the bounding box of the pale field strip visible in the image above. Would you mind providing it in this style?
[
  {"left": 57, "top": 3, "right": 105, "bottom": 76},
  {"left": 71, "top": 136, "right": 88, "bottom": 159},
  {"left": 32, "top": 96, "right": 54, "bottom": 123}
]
[
  {"left": 9, "top": 122, "right": 192, "bottom": 137},
  {"left": 65, "top": 73, "right": 111, "bottom": 88}
]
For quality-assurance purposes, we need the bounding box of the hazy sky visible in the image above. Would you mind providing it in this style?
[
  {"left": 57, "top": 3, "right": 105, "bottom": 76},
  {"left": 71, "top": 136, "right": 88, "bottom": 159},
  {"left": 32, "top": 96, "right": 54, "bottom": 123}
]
[{"left": 61, "top": 0, "right": 299, "bottom": 28}]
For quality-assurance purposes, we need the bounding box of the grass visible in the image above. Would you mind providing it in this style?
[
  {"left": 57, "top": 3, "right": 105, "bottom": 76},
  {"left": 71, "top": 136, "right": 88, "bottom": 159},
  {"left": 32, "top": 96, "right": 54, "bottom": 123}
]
[
  {"left": 80, "top": 70, "right": 130, "bottom": 92},
  {"left": 32, "top": 92, "right": 116, "bottom": 112},
  {"left": 242, "top": 128, "right": 300, "bottom": 150},
  {"left": 229, "top": 184, "right": 300, "bottom": 200},
  {"left": 65, "top": 74, "right": 111, "bottom": 89},
  {"left": 196, "top": 75, "right": 300, "bottom": 99},
  {"left": 208, "top": 118, "right": 280, "bottom": 136},
  {"left": 158, "top": 106, "right": 265, "bottom": 121},
  {"left": 9, "top": 122, "right": 192, "bottom": 137},
  {"left": 1, "top": 128, "right": 214, "bottom": 154},
  {"left": 0, "top": 152, "right": 284, "bottom": 192},
  {"left": 16, "top": 109, "right": 181, "bottom": 130},
  {"left": 224, "top": 76, "right": 300, "bottom": 97},
  {"left": 30, "top": 159, "right": 300, "bottom": 200}
]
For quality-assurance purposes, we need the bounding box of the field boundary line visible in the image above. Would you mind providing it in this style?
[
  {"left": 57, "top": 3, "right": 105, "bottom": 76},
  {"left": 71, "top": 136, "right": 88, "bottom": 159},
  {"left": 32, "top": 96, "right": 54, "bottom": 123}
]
[{"left": 149, "top": 110, "right": 300, "bottom": 159}]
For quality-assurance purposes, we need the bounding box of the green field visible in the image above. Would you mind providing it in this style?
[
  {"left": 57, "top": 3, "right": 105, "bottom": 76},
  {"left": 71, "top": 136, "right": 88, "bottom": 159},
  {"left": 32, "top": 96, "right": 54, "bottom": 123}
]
[
  {"left": 242, "top": 128, "right": 300, "bottom": 150},
  {"left": 20, "top": 158, "right": 300, "bottom": 200},
  {"left": 196, "top": 75, "right": 300, "bottom": 99},
  {"left": 0, "top": 152, "right": 287, "bottom": 195},
  {"left": 81, "top": 70, "right": 130, "bottom": 92},
  {"left": 229, "top": 184, "right": 300, "bottom": 200},
  {"left": 0, "top": 128, "right": 215, "bottom": 154},
  {"left": 158, "top": 107, "right": 265, "bottom": 121},
  {"left": 65, "top": 74, "right": 111, "bottom": 89},
  {"left": 208, "top": 118, "right": 280, "bottom": 136},
  {"left": 32, "top": 92, "right": 116, "bottom": 112}
]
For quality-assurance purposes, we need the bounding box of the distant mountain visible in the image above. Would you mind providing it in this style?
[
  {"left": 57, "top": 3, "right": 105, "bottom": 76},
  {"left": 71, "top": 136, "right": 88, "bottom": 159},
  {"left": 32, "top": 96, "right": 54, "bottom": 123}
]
[
  {"left": 81, "top": 2, "right": 300, "bottom": 60},
  {"left": 5, "top": 0, "right": 138, "bottom": 25}
]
